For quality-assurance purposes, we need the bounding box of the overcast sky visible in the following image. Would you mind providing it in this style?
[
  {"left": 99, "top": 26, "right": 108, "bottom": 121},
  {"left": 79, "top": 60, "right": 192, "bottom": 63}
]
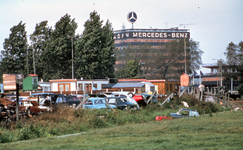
[{"left": 1, "top": 0, "right": 243, "bottom": 73}]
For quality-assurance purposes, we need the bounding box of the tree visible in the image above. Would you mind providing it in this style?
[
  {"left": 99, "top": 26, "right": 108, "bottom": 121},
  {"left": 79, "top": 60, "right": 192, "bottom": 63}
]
[
  {"left": 237, "top": 41, "right": 243, "bottom": 83},
  {"left": 164, "top": 39, "right": 203, "bottom": 76},
  {"left": 75, "top": 11, "right": 115, "bottom": 79},
  {"left": 188, "top": 39, "right": 204, "bottom": 74},
  {"left": 115, "top": 59, "right": 140, "bottom": 79},
  {"left": 29, "top": 21, "right": 52, "bottom": 79},
  {"left": 223, "top": 41, "right": 243, "bottom": 88},
  {"left": 42, "top": 14, "right": 77, "bottom": 81},
  {"left": 1, "top": 21, "right": 28, "bottom": 76}
]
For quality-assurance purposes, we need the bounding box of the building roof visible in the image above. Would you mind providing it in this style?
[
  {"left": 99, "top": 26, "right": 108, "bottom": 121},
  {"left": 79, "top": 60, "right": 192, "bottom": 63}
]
[
  {"left": 144, "top": 82, "right": 154, "bottom": 87},
  {"left": 118, "top": 79, "right": 165, "bottom": 82},
  {"left": 49, "top": 79, "right": 109, "bottom": 83},
  {"left": 113, "top": 82, "right": 145, "bottom": 88},
  {"left": 114, "top": 28, "right": 189, "bottom": 33},
  {"left": 102, "top": 82, "right": 145, "bottom": 88},
  {"left": 29, "top": 74, "right": 38, "bottom": 77}
]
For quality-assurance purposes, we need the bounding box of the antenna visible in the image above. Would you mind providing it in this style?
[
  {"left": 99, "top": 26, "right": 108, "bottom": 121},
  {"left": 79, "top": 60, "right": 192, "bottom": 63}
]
[
  {"left": 122, "top": 23, "right": 126, "bottom": 30},
  {"left": 180, "top": 23, "right": 195, "bottom": 29}
]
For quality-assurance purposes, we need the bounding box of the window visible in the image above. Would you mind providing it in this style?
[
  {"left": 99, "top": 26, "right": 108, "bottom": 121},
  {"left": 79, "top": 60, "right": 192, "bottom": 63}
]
[
  {"left": 93, "top": 84, "right": 97, "bottom": 90},
  {"left": 58, "top": 83, "right": 70, "bottom": 91},
  {"left": 59, "top": 85, "right": 64, "bottom": 91},
  {"left": 108, "top": 98, "right": 116, "bottom": 104},
  {"left": 65, "top": 84, "right": 69, "bottom": 91},
  {"left": 79, "top": 84, "right": 83, "bottom": 91},
  {"left": 86, "top": 100, "right": 93, "bottom": 105}
]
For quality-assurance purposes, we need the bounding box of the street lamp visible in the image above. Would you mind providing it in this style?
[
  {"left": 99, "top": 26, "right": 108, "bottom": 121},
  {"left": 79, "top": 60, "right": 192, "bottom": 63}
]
[
  {"left": 213, "top": 59, "right": 223, "bottom": 86},
  {"left": 68, "top": 35, "right": 74, "bottom": 79}
]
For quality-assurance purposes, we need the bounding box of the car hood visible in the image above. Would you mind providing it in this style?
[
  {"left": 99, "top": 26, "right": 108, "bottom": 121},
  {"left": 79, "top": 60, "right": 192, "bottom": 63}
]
[{"left": 126, "top": 97, "right": 140, "bottom": 109}]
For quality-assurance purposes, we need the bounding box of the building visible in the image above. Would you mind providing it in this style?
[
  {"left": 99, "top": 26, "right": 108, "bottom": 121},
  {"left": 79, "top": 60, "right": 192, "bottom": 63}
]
[
  {"left": 191, "top": 63, "right": 240, "bottom": 91},
  {"left": 102, "top": 81, "right": 155, "bottom": 94},
  {"left": 115, "top": 79, "right": 179, "bottom": 95},
  {"left": 23, "top": 74, "right": 38, "bottom": 91},
  {"left": 113, "top": 28, "right": 190, "bottom": 79},
  {"left": 49, "top": 79, "right": 109, "bottom": 93}
]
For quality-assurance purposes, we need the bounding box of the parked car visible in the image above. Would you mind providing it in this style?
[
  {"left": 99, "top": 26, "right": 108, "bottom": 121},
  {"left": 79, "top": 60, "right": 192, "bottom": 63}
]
[
  {"left": 84, "top": 98, "right": 116, "bottom": 110},
  {"left": 170, "top": 108, "right": 200, "bottom": 118},
  {"left": 104, "top": 97, "right": 136, "bottom": 110},
  {"left": 65, "top": 95, "right": 81, "bottom": 108},
  {"left": 27, "top": 93, "right": 80, "bottom": 108},
  {"left": 51, "top": 94, "right": 81, "bottom": 108}
]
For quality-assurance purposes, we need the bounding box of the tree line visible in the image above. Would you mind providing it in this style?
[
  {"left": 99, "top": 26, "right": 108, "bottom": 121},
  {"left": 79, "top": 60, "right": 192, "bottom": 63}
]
[
  {"left": 1, "top": 11, "right": 115, "bottom": 82},
  {"left": 221, "top": 41, "right": 243, "bottom": 94}
]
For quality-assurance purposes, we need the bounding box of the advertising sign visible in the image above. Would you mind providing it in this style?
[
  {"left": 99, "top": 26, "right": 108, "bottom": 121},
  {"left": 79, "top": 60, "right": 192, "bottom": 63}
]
[
  {"left": 3, "top": 74, "right": 16, "bottom": 91},
  {"left": 3, "top": 74, "right": 24, "bottom": 91},
  {"left": 114, "top": 31, "right": 190, "bottom": 40}
]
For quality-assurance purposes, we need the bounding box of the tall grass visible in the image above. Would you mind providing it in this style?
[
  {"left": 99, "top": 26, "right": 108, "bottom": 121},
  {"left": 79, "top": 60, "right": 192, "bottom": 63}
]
[
  {"left": 0, "top": 95, "right": 230, "bottom": 143},
  {"left": 1, "top": 111, "right": 243, "bottom": 150}
]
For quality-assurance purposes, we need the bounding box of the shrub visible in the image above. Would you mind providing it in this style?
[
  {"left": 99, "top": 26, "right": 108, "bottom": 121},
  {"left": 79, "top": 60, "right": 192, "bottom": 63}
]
[{"left": 237, "top": 83, "right": 243, "bottom": 96}]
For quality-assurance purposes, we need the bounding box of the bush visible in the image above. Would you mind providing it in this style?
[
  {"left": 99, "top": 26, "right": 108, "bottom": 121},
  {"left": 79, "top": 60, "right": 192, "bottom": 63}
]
[
  {"left": 197, "top": 101, "right": 219, "bottom": 114},
  {"left": 237, "top": 83, "right": 243, "bottom": 96}
]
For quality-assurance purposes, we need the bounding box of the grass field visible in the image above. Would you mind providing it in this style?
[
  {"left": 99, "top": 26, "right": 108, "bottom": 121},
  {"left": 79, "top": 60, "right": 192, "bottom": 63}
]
[{"left": 1, "top": 110, "right": 243, "bottom": 150}]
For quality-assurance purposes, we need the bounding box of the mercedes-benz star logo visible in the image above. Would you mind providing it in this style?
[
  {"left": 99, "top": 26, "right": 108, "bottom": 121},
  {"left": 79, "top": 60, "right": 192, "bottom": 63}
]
[{"left": 127, "top": 12, "right": 137, "bottom": 23}]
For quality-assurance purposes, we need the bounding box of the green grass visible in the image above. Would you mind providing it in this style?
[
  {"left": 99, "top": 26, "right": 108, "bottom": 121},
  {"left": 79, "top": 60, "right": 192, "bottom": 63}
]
[{"left": 1, "top": 111, "right": 243, "bottom": 150}]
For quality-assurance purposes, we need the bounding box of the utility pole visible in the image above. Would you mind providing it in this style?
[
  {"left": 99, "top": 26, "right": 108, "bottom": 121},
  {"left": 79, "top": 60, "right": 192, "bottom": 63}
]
[
  {"left": 33, "top": 42, "right": 36, "bottom": 74},
  {"left": 27, "top": 49, "right": 29, "bottom": 75},
  {"left": 180, "top": 23, "right": 195, "bottom": 74},
  {"left": 68, "top": 35, "right": 74, "bottom": 79}
]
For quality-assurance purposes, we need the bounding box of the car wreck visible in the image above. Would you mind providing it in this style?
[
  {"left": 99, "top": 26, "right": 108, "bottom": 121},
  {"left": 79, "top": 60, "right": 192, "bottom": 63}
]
[{"left": 170, "top": 108, "right": 200, "bottom": 118}]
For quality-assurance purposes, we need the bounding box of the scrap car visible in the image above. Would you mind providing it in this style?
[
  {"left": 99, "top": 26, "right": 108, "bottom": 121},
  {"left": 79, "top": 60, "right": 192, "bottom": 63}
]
[
  {"left": 104, "top": 97, "right": 137, "bottom": 110},
  {"left": 170, "top": 108, "right": 200, "bottom": 118},
  {"left": 84, "top": 98, "right": 116, "bottom": 110}
]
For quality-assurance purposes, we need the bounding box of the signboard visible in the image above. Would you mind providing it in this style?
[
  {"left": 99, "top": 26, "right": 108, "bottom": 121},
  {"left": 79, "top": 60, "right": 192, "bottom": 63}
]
[
  {"left": 127, "top": 12, "right": 137, "bottom": 23},
  {"left": 3, "top": 74, "right": 16, "bottom": 91},
  {"left": 3, "top": 74, "right": 24, "bottom": 91},
  {"left": 180, "top": 73, "right": 189, "bottom": 87},
  {"left": 114, "top": 31, "right": 190, "bottom": 40}
]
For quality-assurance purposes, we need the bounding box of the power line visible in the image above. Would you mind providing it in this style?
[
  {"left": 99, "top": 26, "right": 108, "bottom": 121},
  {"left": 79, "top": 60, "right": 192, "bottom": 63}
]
[{"left": 148, "top": 52, "right": 184, "bottom": 75}]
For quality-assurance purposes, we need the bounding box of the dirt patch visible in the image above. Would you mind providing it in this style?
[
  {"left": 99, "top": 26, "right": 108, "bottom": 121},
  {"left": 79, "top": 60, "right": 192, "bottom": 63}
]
[{"left": 229, "top": 100, "right": 243, "bottom": 108}]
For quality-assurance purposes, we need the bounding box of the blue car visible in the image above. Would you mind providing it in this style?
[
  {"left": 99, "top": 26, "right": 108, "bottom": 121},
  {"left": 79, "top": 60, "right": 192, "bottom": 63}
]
[
  {"left": 170, "top": 108, "right": 200, "bottom": 118},
  {"left": 84, "top": 98, "right": 116, "bottom": 110}
]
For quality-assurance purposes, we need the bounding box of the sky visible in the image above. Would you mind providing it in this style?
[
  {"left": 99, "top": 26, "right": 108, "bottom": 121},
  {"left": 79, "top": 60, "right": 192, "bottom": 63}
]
[{"left": 0, "top": 0, "right": 243, "bottom": 73}]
